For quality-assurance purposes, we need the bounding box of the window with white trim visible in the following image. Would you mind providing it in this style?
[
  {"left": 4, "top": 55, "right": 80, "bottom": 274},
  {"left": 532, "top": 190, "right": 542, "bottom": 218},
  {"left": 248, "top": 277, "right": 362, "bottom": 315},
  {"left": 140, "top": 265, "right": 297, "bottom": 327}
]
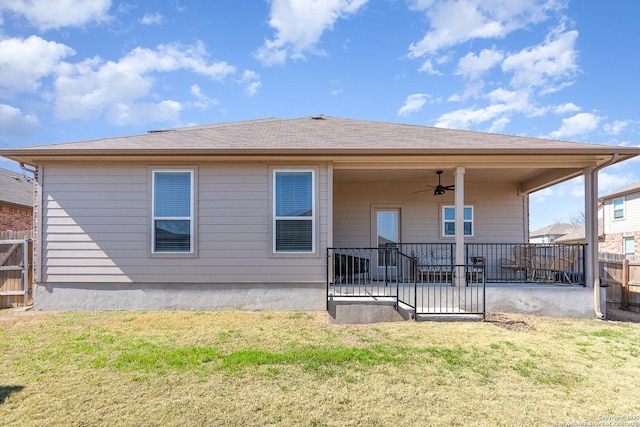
[
  {"left": 152, "top": 170, "right": 194, "bottom": 253},
  {"left": 613, "top": 197, "right": 625, "bottom": 219},
  {"left": 273, "top": 170, "right": 314, "bottom": 253},
  {"left": 442, "top": 206, "right": 473, "bottom": 237}
]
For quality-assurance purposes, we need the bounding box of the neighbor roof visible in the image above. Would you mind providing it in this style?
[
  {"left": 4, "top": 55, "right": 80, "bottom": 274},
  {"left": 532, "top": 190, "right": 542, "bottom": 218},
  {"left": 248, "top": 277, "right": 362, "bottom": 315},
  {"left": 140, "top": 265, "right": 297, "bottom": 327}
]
[
  {"left": 0, "top": 167, "right": 33, "bottom": 208},
  {"left": 554, "top": 226, "right": 585, "bottom": 243},
  {"left": 1, "top": 115, "right": 638, "bottom": 159},
  {"left": 530, "top": 222, "right": 577, "bottom": 238},
  {"left": 599, "top": 181, "right": 640, "bottom": 200}
]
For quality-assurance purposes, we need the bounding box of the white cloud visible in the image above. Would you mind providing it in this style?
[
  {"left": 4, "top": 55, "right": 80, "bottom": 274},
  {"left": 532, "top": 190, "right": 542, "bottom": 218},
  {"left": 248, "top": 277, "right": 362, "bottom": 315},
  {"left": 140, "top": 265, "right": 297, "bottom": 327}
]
[
  {"left": 530, "top": 175, "right": 584, "bottom": 203},
  {"left": 107, "top": 100, "right": 182, "bottom": 126},
  {"left": 529, "top": 186, "right": 553, "bottom": 203},
  {"left": 237, "top": 70, "right": 261, "bottom": 97},
  {"left": 550, "top": 112, "right": 601, "bottom": 139},
  {"left": 117, "top": 3, "right": 137, "bottom": 14},
  {"left": 418, "top": 59, "right": 442, "bottom": 75},
  {"left": 502, "top": 27, "right": 579, "bottom": 92},
  {"left": 434, "top": 103, "right": 510, "bottom": 129},
  {"left": 398, "top": 93, "right": 428, "bottom": 116},
  {"left": 456, "top": 48, "right": 503, "bottom": 80},
  {"left": 598, "top": 170, "right": 637, "bottom": 194},
  {"left": 255, "top": 0, "right": 368, "bottom": 66},
  {"left": 141, "top": 12, "right": 165, "bottom": 25},
  {"left": 0, "top": 104, "right": 39, "bottom": 142},
  {"left": 54, "top": 42, "right": 236, "bottom": 124},
  {"left": 190, "top": 84, "right": 219, "bottom": 109},
  {"left": 603, "top": 120, "right": 629, "bottom": 135},
  {"left": 435, "top": 88, "right": 533, "bottom": 129},
  {"left": 408, "top": 0, "right": 563, "bottom": 58},
  {"left": 488, "top": 116, "right": 510, "bottom": 133},
  {"left": 0, "top": 0, "right": 112, "bottom": 30},
  {"left": 0, "top": 36, "right": 75, "bottom": 94},
  {"left": 407, "top": 1, "right": 578, "bottom": 135},
  {"left": 554, "top": 102, "right": 580, "bottom": 114}
]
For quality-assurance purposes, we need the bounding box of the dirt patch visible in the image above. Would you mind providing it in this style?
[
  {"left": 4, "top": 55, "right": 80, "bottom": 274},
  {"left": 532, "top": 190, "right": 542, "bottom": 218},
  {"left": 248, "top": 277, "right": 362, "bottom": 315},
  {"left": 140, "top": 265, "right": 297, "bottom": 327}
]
[{"left": 485, "top": 312, "right": 536, "bottom": 332}]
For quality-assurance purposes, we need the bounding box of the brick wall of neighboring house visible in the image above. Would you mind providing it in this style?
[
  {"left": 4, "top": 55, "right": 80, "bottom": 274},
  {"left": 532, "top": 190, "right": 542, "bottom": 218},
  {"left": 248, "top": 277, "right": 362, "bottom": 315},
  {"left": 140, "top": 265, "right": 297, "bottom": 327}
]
[
  {"left": 599, "top": 231, "right": 640, "bottom": 256},
  {"left": 0, "top": 203, "right": 33, "bottom": 231}
]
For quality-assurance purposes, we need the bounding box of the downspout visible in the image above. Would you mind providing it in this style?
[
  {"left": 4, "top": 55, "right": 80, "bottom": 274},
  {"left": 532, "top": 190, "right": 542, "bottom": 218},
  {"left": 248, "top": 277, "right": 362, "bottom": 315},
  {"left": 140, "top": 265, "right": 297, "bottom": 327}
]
[
  {"left": 586, "top": 153, "right": 618, "bottom": 319},
  {"left": 19, "top": 162, "right": 39, "bottom": 307}
]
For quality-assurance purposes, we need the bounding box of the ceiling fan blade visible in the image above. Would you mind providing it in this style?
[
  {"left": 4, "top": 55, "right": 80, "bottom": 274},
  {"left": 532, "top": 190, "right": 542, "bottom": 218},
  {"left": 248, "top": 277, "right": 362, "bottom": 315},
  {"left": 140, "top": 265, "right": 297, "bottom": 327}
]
[{"left": 413, "top": 189, "right": 432, "bottom": 193}]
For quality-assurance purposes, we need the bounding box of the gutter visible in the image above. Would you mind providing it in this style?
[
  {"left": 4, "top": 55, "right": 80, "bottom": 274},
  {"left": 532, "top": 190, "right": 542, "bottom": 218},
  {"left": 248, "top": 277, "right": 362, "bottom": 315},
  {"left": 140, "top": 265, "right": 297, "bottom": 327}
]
[{"left": 19, "top": 162, "right": 37, "bottom": 175}]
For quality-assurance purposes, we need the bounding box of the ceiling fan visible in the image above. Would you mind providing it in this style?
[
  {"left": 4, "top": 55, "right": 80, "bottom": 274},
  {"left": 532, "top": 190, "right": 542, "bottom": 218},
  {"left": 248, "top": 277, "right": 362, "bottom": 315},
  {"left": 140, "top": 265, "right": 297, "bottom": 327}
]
[{"left": 415, "top": 170, "right": 455, "bottom": 196}]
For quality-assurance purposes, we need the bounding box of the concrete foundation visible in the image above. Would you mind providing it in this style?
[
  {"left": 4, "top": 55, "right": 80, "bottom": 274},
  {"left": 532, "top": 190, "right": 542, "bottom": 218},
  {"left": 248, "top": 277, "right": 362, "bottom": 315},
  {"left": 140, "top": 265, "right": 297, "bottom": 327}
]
[
  {"left": 328, "top": 285, "right": 597, "bottom": 323},
  {"left": 33, "top": 281, "right": 597, "bottom": 321},
  {"left": 485, "top": 284, "right": 595, "bottom": 318},
  {"left": 33, "top": 282, "right": 326, "bottom": 311}
]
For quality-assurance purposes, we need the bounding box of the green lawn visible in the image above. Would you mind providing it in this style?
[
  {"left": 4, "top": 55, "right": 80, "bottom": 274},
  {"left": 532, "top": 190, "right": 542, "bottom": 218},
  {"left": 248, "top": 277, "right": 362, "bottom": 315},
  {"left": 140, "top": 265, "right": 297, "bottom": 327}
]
[{"left": 1, "top": 309, "right": 639, "bottom": 426}]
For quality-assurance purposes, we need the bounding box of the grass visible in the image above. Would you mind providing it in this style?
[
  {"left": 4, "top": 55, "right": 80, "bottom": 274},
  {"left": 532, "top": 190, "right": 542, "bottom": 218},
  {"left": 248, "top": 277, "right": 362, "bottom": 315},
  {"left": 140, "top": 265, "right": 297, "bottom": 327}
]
[{"left": 1, "top": 310, "right": 640, "bottom": 426}]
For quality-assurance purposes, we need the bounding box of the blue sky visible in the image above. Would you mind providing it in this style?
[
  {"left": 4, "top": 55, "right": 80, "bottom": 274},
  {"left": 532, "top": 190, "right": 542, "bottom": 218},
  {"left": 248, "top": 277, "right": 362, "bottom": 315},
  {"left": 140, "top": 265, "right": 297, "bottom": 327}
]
[{"left": 0, "top": 0, "right": 638, "bottom": 231}]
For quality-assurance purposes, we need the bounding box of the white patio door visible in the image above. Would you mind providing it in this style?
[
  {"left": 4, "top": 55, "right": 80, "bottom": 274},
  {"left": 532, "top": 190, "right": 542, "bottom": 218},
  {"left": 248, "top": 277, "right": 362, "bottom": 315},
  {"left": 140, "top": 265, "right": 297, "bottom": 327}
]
[{"left": 373, "top": 208, "right": 401, "bottom": 279}]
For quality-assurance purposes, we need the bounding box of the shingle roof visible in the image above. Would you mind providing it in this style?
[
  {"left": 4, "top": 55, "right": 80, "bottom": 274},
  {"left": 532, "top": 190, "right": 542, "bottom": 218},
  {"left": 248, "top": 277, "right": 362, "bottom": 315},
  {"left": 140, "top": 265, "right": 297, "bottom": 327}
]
[
  {"left": 530, "top": 222, "right": 577, "bottom": 237},
  {"left": 554, "top": 226, "right": 585, "bottom": 243},
  {"left": 599, "top": 181, "right": 640, "bottom": 200},
  {"left": 0, "top": 167, "right": 33, "bottom": 208},
  {"left": 2, "top": 115, "right": 637, "bottom": 156}
]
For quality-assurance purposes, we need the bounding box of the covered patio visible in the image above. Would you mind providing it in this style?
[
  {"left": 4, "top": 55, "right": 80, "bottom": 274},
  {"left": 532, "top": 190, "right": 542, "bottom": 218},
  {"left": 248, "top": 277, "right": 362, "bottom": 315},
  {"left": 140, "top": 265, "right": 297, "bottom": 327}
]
[{"left": 327, "top": 140, "right": 631, "bottom": 320}]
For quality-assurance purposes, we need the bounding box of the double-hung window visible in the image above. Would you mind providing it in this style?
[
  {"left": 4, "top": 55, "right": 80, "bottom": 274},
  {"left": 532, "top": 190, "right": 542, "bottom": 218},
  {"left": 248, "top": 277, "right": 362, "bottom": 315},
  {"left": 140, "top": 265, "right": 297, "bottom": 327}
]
[
  {"left": 152, "top": 170, "right": 194, "bottom": 253},
  {"left": 613, "top": 197, "right": 625, "bottom": 219},
  {"left": 442, "top": 206, "right": 473, "bottom": 237},
  {"left": 273, "top": 170, "right": 314, "bottom": 253}
]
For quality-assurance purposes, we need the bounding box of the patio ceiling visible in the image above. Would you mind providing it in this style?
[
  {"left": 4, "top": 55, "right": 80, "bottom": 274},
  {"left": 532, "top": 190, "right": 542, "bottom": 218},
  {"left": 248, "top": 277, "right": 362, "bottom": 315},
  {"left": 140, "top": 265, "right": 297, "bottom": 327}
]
[{"left": 332, "top": 158, "right": 604, "bottom": 195}]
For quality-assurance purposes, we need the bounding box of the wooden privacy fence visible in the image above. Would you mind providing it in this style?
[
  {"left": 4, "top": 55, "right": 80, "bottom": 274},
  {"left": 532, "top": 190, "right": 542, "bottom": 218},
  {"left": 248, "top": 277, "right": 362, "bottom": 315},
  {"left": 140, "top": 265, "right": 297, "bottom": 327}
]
[
  {"left": 0, "top": 230, "right": 33, "bottom": 308},
  {"left": 600, "top": 252, "right": 640, "bottom": 313}
]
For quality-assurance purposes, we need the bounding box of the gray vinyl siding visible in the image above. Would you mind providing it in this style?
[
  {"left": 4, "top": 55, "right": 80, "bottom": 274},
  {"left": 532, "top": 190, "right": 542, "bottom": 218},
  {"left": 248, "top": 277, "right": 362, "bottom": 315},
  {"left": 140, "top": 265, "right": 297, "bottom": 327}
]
[
  {"left": 603, "top": 192, "right": 640, "bottom": 234},
  {"left": 333, "top": 181, "right": 526, "bottom": 247},
  {"left": 41, "top": 162, "right": 329, "bottom": 284}
]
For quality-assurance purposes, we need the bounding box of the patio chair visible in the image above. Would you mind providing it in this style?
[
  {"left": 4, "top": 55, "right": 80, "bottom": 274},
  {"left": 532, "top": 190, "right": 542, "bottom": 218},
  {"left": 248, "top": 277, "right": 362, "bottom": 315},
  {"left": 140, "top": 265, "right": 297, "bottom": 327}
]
[
  {"left": 531, "top": 246, "right": 578, "bottom": 283},
  {"left": 500, "top": 245, "right": 536, "bottom": 281}
]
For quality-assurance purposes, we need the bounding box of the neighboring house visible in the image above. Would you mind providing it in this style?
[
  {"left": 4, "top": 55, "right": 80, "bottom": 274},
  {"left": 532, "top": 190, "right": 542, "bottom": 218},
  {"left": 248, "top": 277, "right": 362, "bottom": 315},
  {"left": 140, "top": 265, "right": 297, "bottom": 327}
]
[
  {"left": 599, "top": 181, "right": 640, "bottom": 257},
  {"left": 529, "top": 223, "right": 580, "bottom": 244},
  {"left": 554, "top": 226, "right": 586, "bottom": 244},
  {"left": 0, "top": 167, "right": 33, "bottom": 232},
  {"left": 1, "top": 115, "right": 639, "bottom": 317}
]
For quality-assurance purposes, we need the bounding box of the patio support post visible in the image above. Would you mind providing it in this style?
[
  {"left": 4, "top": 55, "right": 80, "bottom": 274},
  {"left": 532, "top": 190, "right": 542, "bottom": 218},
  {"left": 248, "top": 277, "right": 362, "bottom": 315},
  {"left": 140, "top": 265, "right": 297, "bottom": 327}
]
[
  {"left": 454, "top": 167, "right": 465, "bottom": 287},
  {"left": 584, "top": 167, "right": 600, "bottom": 317}
]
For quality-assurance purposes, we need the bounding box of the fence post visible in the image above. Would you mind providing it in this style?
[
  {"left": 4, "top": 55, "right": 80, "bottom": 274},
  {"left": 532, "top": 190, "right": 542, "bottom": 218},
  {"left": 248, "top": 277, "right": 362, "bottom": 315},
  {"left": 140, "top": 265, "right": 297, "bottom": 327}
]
[
  {"left": 22, "top": 237, "right": 32, "bottom": 307},
  {"left": 622, "top": 258, "right": 629, "bottom": 310}
]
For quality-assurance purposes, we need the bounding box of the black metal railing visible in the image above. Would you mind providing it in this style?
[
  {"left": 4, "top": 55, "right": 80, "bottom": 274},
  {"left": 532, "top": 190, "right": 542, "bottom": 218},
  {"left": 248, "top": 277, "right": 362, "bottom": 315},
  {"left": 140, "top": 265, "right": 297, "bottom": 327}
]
[
  {"left": 465, "top": 243, "right": 586, "bottom": 285},
  {"left": 326, "top": 243, "right": 585, "bottom": 317},
  {"left": 326, "top": 246, "right": 486, "bottom": 317},
  {"left": 327, "top": 243, "right": 586, "bottom": 288},
  {"left": 413, "top": 264, "right": 486, "bottom": 317}
]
